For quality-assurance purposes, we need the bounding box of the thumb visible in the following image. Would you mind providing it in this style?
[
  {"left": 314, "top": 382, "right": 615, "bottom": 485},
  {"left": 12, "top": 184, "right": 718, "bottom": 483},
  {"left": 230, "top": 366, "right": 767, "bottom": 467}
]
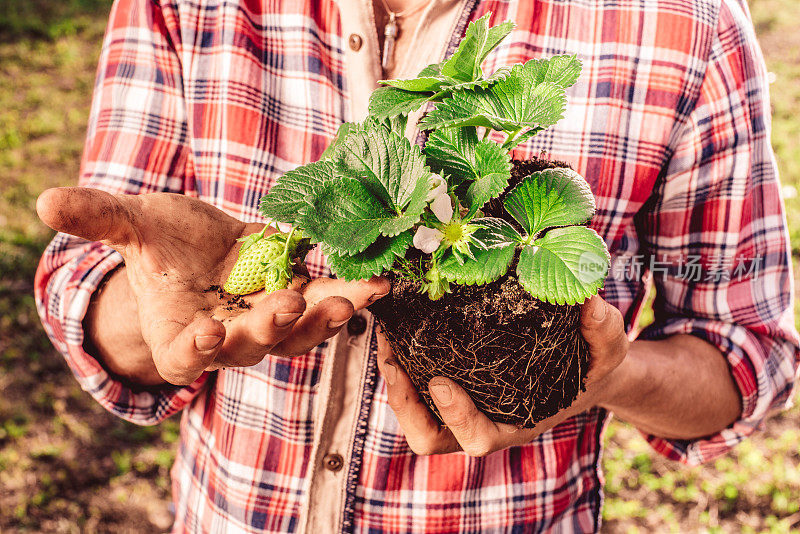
[
  {"left": 37, "top": 187, "right": 137, "bottom": 249},
  {"left": 580, "top": 296, "right": 629, "bottom": 381}
]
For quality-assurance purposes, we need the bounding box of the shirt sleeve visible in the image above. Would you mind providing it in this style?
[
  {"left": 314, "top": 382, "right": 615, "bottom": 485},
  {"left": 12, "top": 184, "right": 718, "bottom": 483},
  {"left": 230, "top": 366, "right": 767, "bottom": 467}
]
[
  {"left": 34, "top": 0, "right": 210, "bottom": 426},
  {"left": 635, "top": 0, "right": 800, "bottom": 465}
]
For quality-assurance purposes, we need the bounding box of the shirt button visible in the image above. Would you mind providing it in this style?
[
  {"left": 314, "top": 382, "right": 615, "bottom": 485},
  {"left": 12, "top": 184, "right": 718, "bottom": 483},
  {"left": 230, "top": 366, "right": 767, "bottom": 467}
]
[
  {"left": 347, "top": 314, "right": 367, "bottom": 336},
  {"left": 323, "top": 453, "right": 344, "bottom": 472},
  {"left": 348, "top": 33, "right": 363, "bottom": 51}
]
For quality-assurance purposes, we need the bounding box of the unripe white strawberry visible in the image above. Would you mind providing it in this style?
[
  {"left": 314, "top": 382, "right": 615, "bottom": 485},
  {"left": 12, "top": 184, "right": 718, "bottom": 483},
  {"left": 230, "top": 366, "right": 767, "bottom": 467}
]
[
  {"left": 224, "top": 234, "right": 284, "bottom": 295},
  {"left": 262, "top": 262, "right": 291, "bottom": 294},
  {"left": 224, "top": 227, "right": 309, "bottom": 295}
]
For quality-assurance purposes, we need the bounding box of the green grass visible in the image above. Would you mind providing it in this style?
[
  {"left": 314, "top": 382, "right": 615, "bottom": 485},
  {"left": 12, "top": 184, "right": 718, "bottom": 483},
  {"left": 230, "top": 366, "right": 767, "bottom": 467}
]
[
  {"left": 748, "top": 0, "right": 800, "bottom": 254},
  {"left": 0, "top": 0, "right": 798, "bottom": 531}
]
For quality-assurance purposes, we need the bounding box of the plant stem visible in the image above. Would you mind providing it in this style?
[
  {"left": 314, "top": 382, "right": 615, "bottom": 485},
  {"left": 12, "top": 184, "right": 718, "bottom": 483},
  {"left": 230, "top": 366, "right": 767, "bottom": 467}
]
[
  {"left": 281, "top": 227, "right": 296, "bottom": 257},
  {"left": 502, "top": 127, "right": 524, "bottom": 151}
]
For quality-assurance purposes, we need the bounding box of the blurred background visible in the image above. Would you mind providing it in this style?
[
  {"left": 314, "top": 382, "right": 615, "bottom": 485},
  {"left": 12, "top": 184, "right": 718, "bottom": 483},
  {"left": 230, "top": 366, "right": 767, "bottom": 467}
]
[{"left": 0, "top": 0, "right": 798, "bottom": 532}]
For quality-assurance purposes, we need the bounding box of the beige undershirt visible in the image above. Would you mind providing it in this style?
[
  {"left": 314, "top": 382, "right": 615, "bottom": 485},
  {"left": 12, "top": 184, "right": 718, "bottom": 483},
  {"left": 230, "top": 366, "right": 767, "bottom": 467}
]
[{"left": 296, "top": 1, "right": 465, "bottom": 532}]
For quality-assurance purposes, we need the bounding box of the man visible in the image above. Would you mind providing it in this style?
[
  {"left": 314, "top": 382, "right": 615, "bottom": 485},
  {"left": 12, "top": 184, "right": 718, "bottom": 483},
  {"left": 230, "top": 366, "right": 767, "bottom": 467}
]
[{"left": 35, "top": 0, "right": 799, "bottom": 531}]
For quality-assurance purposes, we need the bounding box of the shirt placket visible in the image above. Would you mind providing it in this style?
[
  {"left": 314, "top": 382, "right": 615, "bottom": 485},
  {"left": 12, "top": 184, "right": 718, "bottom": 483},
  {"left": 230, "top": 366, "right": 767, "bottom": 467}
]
[{"left": 297, "top": 1, "right": 469, "bottom": 532}]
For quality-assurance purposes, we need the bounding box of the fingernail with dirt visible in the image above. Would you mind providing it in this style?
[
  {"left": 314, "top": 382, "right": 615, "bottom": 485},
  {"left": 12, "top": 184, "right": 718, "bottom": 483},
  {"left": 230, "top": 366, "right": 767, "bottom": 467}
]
[
  {"left": 368, "top": 291, "right": 390, "bottom": 303},
  {"left": 429, "top": 382, "right": 452, "bottom": 405},
  {"left": 195, "top": 335, "right": 222, "bottom": 351},
  {"left": 328, "top": 318, "right": 349, "bottom": 329},
  {"left": 383, "top": 359, "right": 397, "bottom": 385},
  {"left": 274, "top": 312, "right": 303, "bottom": 327}
]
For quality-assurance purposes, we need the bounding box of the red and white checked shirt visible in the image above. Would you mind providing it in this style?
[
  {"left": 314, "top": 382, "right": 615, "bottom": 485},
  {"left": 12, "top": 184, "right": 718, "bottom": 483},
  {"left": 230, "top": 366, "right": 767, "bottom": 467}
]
[{"left": 35, "top": 0, "right": 800, "bottom": 531}]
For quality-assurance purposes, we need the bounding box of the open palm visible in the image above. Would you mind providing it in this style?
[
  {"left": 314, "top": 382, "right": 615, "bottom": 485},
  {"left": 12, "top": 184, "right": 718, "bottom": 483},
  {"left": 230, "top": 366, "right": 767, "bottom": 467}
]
[{"left": 37, "top": 187, "right": 388, "bottom": 385}]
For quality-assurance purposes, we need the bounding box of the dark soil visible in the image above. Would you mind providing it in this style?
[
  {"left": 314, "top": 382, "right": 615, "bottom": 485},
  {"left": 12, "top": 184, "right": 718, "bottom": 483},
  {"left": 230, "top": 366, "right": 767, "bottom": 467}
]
[
  {"left": 369, "top": 157, "right": 590, "bottom": 428},
  {"left": 202, "top": 284, "right": 253, "bottom": 311}
]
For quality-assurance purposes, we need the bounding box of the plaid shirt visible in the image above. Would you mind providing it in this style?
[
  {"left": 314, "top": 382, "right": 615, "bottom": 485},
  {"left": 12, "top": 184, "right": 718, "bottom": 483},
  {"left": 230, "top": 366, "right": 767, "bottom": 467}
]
[{"left": 35, "top": 0, "right": 800, "bottom": 531}]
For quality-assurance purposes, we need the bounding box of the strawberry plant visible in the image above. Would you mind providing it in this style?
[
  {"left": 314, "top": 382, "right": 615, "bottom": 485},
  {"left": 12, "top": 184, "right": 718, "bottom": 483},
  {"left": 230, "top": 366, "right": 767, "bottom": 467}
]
[{"left": 226, "top": 14, "right": 610, "bottom": 426}]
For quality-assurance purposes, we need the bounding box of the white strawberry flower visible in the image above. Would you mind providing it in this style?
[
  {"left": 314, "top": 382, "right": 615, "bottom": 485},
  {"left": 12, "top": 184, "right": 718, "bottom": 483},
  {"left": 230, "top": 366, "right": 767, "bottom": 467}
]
[
  {"left": 426, "top": 173, "right": 447, "bottom": 201},
  {"left": 413, "top": 225, "right": 444, "bottom": 254},
  {"left": 429, "top": 192, "right": 454, "bottom": 223},
  {"left": 413, "top": 174, "right": 457, "bottom": 254}
]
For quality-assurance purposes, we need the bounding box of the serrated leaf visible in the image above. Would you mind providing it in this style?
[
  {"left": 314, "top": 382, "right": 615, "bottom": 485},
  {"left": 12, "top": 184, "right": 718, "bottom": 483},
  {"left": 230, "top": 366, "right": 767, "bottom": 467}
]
[
  {"left": 523, "top": 54, "right": 582, "bottom": 88},
  {"left": 326, "top": 231, "right": 412, "bottom": 281},
  {"left": 374, "top": 15, "right": 516, "bottom": 121},
  {"left": 419, "top": 64, "right": 567, "bottom": 132},
  {"left": 335, "top": 122, "right": 432, "bottom": 212},
  {"left": 439, "top": 243, "right": 516, "bottom": 285},
  {"left": 424, "top": 127, "right": 481, "bottom": 185},
  {"left": 259, "top": 160, "right": 337, "bottom": 224},
  {"left": 440, "top": 14, "right": 515, "bottom": 82},
  {"left": 418, "top": 62, "right": 444, "bottom": 77},
  {"left": 369, "top": 87, "right": 431, "bottom": 119},
  {"left": 382, "top": 114, "right": 407, "bottom": 135},
  {"left": 381, "top": 76, "right": 444, "bottom": 93},
  {"left": 516, "top": 226, "right": 609, "bottom": 305},
  {"left": 377, "top": 173, "right": 429, "bottom": 237},
  {"left": 441, "top": 66, "right": 512, "bottom": 91},
  {"left": 464, "top": 141, "right": 511, "bottom": 214},
  {"left": 503, "top": 168, "right": 595, "bottom": 237},
  {"left": 319, "top": 122, "right": 358, "bottom": 161},
  {"left": 424, "top": 127, "right": 511, "bottom": 213},
  {"left": 301, "top": 177, "right": 395, "bottom": 255},
  {"left": 470, "top": 217, "right": 523, "bottom": 247}
]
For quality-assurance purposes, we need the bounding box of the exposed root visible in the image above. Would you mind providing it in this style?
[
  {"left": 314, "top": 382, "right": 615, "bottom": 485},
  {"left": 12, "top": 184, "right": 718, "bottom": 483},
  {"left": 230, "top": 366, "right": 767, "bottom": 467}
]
[{"left": 369, "top": 273, "right": 589, "bottom": 428}]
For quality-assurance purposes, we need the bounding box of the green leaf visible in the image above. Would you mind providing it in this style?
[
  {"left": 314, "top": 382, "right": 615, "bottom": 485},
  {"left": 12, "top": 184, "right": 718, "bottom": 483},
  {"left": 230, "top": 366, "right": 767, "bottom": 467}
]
[
  {"left": 516, "top": 226, "right": 609, "bottom": 305},
  {"left": 417, "top": 62, "right": 444, "bottom": 78},
  {"left": 377, "top": 174, "right": 429, "bottom": 237},
  {"left": 368, "top": 87, "right": 431, "bottom": 119},
  {"left": 464, "top": 141, "right": 511, "bottom": 214},
  {"left": 424, "top": 126, "right": 481, "bottom": 185},
  {"left": 439, "top": 243, "right": 516, "bottom": 285},
  {"left": 319, "top": 122, "right": 358, "bottom": 161},
  {"left": 470, "top": 217, "right": 523, "bottom": 247},
  {"left": 439, "top": 66, "right": 512, "bottom": 91},
  {"left": 373, "top": 15, "right": 517, "bottom": 121},
  {"left": 334, "top": 121, "right": 432, "bottom": 212},
  {"left": 523, "top": 54, "right": 582, "bottom": 88},
  {"left": 259, "top": 160, "right": 337, "bottom": 224},
  {"left": 503, "top": 168, "right": 595, "bottom": 237},
  {"left": 440, "top": 14, "right": 515, "bottom": 82},
  {"left": 301, "top": 177, "right": 395, "bottom": 255},
  {"left": 382, "top": 114, "right": 408, "bottom": 136},
  {"left": 381, "top": 76, "right": 444, "bottom": 93},
  {"left": 419, "top": 65, "right": 567, "bottom": 132},
  {"left": 424, "top": 127, "right": 510, "bottom": 213},
  {"left": 326, "top": 231, "right": 412, "bottom": 281},
  {"left": 381, "top": 61, "right": 445, "bottom": 92}
]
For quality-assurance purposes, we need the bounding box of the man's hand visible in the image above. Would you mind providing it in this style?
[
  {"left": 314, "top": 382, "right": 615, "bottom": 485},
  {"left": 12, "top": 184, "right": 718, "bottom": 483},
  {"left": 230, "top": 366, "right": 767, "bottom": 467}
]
[
  {"left": 376, "top": 296, "right": 629, "bottom": 457},
  {"left": 37, "top": 187, "right": 390, "bottom": 386}
]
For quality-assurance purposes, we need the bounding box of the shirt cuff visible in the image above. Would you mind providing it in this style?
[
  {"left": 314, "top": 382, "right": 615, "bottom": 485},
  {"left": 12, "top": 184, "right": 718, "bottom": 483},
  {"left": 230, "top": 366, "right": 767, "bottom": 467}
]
[
  {"left": 636, "top": 317, "right": 798, "bottom": 465},
  {"left": 36, "top": 235, "right": 210, "bottom": 426}
]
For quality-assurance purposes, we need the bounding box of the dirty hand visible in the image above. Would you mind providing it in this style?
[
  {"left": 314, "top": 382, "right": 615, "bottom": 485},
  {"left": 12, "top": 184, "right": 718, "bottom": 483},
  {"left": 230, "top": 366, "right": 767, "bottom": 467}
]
[
  {"left": 37, "top": 187, "right": 390, "bottom": 386},
  {"left": 376, "top": 295, "right": 629, "bottom": 456}
]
